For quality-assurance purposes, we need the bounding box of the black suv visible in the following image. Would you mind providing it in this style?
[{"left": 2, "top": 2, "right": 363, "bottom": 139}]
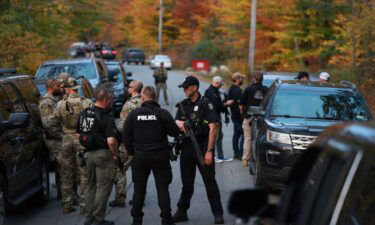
[
  {"left": 0, "top": 70, "right": 49, "bottom": 221},
  {"left": 122, "top": 48, "right": 146, "bottom": 65},
  {"left": 249, "top": 80, "right": 373, "bottom": 189},
  {"left": 34, "top": 58, "right": 108, "bottom": 89},
  {"left": 105, "top": 61, "right": 133, "bottom": 116},
  {"left": 229, "top": 121, "right": 375, "bottom": 225}
]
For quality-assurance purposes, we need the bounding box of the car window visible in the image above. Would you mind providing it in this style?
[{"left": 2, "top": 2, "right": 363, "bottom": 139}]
[
  {"left": 12, "top": 78, "right": 39, "bottom": 104},
  {"left": 336, "top": 155, "right": 375, "bottom": 225},
  {"left": 155, "top": 55, "right": 170, "bottom": 60},
  {"left": 260, "top": 83, "right": 275, "bottom": 111},
  {"left": 270, "top": 90, "right": 371, "bottom": 121},
  {"left": 106, "top": 64, "right": 124, "bottom": 84},
  {"left": 1, "top": 83, "right": 26, "bottom": 114},
  {"left": 0, "top": 86, "right": 12, "bottom": 120},
  {"left": 35, "top": 63, "right": 97, "bottom": 79}
]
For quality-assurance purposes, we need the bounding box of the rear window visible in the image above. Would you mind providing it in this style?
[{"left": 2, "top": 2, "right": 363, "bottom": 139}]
[
  {"left": 270, "top": 90, "right": 372, "bottom": 121},
  {"left": 155, "top": 55, "right": 170, "bottom": 60},
  {"left": 36, "top": 63, "right": 97, "bottom": 79}
]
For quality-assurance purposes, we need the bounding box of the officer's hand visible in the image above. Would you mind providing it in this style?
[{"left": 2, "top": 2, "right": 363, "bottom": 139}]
[
  {"left": 176, "top": 120, "right": 186, "bottom": 133},
  {"left": 224, "top": 100, "right": 234, "bottom": 106},
  {"left": 204, "top": 151, "right": 213, "bottom": 166}
]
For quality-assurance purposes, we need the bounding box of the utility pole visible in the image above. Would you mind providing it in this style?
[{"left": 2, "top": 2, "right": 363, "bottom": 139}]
[
  {"left": 248, "top": 0, "right": 257, "bottom": 74},
  {"left": 158, "top": 0, "right": 163, "bottom": 54}
]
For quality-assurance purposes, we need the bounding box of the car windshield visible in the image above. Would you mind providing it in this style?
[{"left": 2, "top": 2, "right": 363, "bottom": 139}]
[
  {"left": 270, "top": 90, "right": 371, "bottom": 121},
  {"left": 263, "top": 79, "right": 275, "bottom": 87},
  {"left": 155, "top": 55, "right": 170, "bottom": 60},
  {"left": 35, "top": 63, "right": 97, "bottom": 79},
  {"left": 106, "top": 64, "right": 123, "bottom": 84}
]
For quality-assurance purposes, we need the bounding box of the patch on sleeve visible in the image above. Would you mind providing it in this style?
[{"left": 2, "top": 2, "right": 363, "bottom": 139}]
[{"left": 208, "top": 103, "right": 214, "bottom": 110}]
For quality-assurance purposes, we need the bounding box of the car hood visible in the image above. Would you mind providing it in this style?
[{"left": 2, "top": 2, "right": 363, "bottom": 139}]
[{"left": 267, "top": 117, "right": 341, "bottom": 135}]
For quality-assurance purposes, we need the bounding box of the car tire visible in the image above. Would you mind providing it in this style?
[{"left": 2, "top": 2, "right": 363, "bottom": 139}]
[
  {"left": 32, "top": 160, "right": 50, "bottom": 206},
  {"left": 141, "top": 61, "right": 145, "bottom": 65},
  {"left": 135, "top": 62, "right": 139, "bottom": 65},
  {"left": 0, "top": 176, "right": 9, "bottom": 225},
  {"left": 254, "top": 155, "right": 265, "bottom": 187}
]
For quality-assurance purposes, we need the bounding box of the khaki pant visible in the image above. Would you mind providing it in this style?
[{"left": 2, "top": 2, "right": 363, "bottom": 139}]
[
  {"left": 156, "top": 83, "right": 168, "bottom": 104},
  {"left": 85, "top": 149, "right": 117, "bottom": 223},
  {"left": 242, "top": 117, "right": 252, "bottom": 161},
  {"left": 59, "top": 134, "right": 87, "bottom": 207}
]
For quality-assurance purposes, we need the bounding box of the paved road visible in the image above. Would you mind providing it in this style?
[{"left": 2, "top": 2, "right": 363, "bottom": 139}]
[{"left": 5, "top": 65, "right": 254, "bottom": 225}]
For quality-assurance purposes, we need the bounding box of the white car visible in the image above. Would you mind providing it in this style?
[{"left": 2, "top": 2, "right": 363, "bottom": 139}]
[{"left": 150, "top": 55, "right": 172, "bottom": 70}]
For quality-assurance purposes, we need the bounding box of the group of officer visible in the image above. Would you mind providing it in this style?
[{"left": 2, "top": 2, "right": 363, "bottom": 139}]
[{"left": 39, "top": 73, "right": 225, "bottom": 225}]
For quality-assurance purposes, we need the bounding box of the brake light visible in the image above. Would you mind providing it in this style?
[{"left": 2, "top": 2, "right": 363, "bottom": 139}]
[
  {"left": 112, "top": 50, "right": 117, "bottom": 55},
  {"left": 102, "top": 50, "right": 109, "bottom": 54}
]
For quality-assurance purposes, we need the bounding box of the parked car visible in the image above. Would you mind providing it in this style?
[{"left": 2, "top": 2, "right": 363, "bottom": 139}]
[
  {"left": 122, "top": 48, "right": 145, "bottom": 65},
  {"left": 229, "top": 121, "right": 375, "bottom": 225},
  {"left": 262, "top": 72, "right": 319, "bottom": 87},
  {"left": 0, "top": 70, "right": 49, "bottom": 222},
  {"left": 150, "top": 55, "right": 172, "bottom": 70},
  {"left": 248, "top": 80, "right": 373, "bottom": 189},
  {"left": 34, "top": 58, "right": 108, "bottom": 89},
  {"left": 95, "top": 46, "right": 117, "bottom": 60},
  {"left": 105, "top": 61, "right": 133, "bottom": 116}
]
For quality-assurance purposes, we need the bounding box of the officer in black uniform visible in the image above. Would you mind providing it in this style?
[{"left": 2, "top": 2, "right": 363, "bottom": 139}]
[
  {"left": 172, "top": 76, "right": 224, "bottom": 224},
  {"left": 123, "top": 86, "right": 180, "bottom": 225}
]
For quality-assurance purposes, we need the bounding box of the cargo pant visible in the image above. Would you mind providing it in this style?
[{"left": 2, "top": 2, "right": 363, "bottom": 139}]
[
  {"left": 44, "top": 137, "right": 62, "bottom": 197},
  {"left": 59, "top": 133, "right": 87, "bottom": 208},
  {"left": 85, "top": 149, "right": 117, "bottom": 223},
  {"left": 156, "top": 83, "right": 169, "bottom": 105},
  {"left": 242, "top": 117, "right": 252, "bottom": 161},
  {"left": 113, "top": 145, "right": 128, "bottom": 203}
]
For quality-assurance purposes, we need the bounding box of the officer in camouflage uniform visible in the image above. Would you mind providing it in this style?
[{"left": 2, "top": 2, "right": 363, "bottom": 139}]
[
  {"left": 39, "top": 79, "right": 63, "bottom": 198},
  {"left": 39, "top": 79, "right": 63, "bottom": 161},
  {"left": 109, "top": 80, "right": 143, "bottom": 208},
  {"left": 153, "top": 62, "right": 169, "bottom": 105},
  {"left": 53, "top": 77, "right": 93, "bottom": 213}
]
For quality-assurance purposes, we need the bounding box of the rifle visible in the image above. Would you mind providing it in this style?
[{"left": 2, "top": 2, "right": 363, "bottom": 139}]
[
  {"left": 177, "top": 103, "right": 205, "bottom": 167},
  {"left": 220, "top": 91, "right": 230, "bottom": 125}
]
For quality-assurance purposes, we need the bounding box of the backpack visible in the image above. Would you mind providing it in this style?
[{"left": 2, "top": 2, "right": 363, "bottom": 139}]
[{"left": 62, "top": 97, "right": 85, "bottom": 129}]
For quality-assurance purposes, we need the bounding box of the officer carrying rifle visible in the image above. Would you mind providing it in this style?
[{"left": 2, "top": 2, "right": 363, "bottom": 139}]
[
  {"left": 173, "top": 76, "right": 224, "bottom": 224},
  {"left": 122, "top": 86, "right": 180, "bottom": 225}
]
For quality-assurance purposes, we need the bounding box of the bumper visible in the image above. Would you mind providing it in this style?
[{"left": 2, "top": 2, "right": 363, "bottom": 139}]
[{"left": 258, "top": 140, "right": 301, "bottom": 189}]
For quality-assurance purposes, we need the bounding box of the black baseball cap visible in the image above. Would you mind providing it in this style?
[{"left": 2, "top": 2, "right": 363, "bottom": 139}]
[{"left": 178, "top": 76, "right": 200, "bottom": 88}]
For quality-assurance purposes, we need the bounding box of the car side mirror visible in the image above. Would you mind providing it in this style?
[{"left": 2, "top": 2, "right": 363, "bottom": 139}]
[
  {"left": 246, "top": 106, "right": 264, "bottom": 117},
  {"left": 3, "top": 113, "right": 30, "bottom": 130},
  {"left": 126, "top": 72, "right": 132, "bottom": 77},
  {"left": 228, "top": 189, "right": 276, "bottom": 221}
]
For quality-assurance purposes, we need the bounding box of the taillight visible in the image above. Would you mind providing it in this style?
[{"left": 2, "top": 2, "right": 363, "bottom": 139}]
[
  {"left": 102, "top": 50, "right": 109, "bottom": 54},
  {"left": 112, "top": 50, "right": 117, "bottom": 55}
]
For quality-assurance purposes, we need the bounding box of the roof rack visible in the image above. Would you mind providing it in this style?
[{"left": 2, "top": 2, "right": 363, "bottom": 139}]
[
  {"left": 340, "top": 81, "right": 357, "bottom": 89},
  {"left": 0, "top": 68, "right": 17, "bottom": 76}
]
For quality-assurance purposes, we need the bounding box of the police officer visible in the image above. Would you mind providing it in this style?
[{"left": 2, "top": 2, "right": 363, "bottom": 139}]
[
  {"left": 153, "top": 62, "right": 169, "bottom": 105},
  {"left": 173, "top": 76, "right": 224, "bottom": 224},
  {"left": 239, "top": 72, "right": 268, "bottom": 167},
  {"left": 53, "top": 77, "right": 93, "bottom": 213},
  {"left": 109, "top": 80, "right": 143, "bottom": 208},
  {"left": 39, "top": 79, "right": 63, "bottom": 198},
  {"left": 204, "top": 76, "right": 233, "bottom": 162},
  {"left": 123, "top": 86, "right": 180, "bottom": 225},
  {"left": 77, "top": 83, "right": 119, "bottom": 225}
]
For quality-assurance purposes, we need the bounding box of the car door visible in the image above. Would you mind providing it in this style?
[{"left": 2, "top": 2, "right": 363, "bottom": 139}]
[{"left": 0, "top": 82, "right": 40, "bottom": 200}]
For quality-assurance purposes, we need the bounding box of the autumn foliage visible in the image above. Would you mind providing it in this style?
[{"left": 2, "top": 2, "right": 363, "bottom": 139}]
[{"left": 1, "top": 0, "right": 375, "bottom": 108}]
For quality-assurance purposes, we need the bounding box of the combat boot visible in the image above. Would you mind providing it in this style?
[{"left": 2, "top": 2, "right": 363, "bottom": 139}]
[
  {"left": 63, "top": 204, "right": 76, "bottom": 213},
  {"left": 172, "top": 208, "right": 188, "bottom": 223},
  {"left": 214, "top": 215, "right": 224, "bottom": 224},
  {"left": 80, "top": 206, "right": 86, "bottom": 215},
  {"left": 109, "top": 199, "right": 126, "bottom": 208}
]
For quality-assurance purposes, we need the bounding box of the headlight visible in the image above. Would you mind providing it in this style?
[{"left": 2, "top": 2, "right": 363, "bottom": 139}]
[{"left": 266, "top": 130, "right": 291, "bottom": 144}]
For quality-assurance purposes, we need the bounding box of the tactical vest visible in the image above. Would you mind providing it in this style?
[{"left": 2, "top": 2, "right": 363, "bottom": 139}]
[{"left": 61, "top": 97, "right": 86, "bottom": 130}]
